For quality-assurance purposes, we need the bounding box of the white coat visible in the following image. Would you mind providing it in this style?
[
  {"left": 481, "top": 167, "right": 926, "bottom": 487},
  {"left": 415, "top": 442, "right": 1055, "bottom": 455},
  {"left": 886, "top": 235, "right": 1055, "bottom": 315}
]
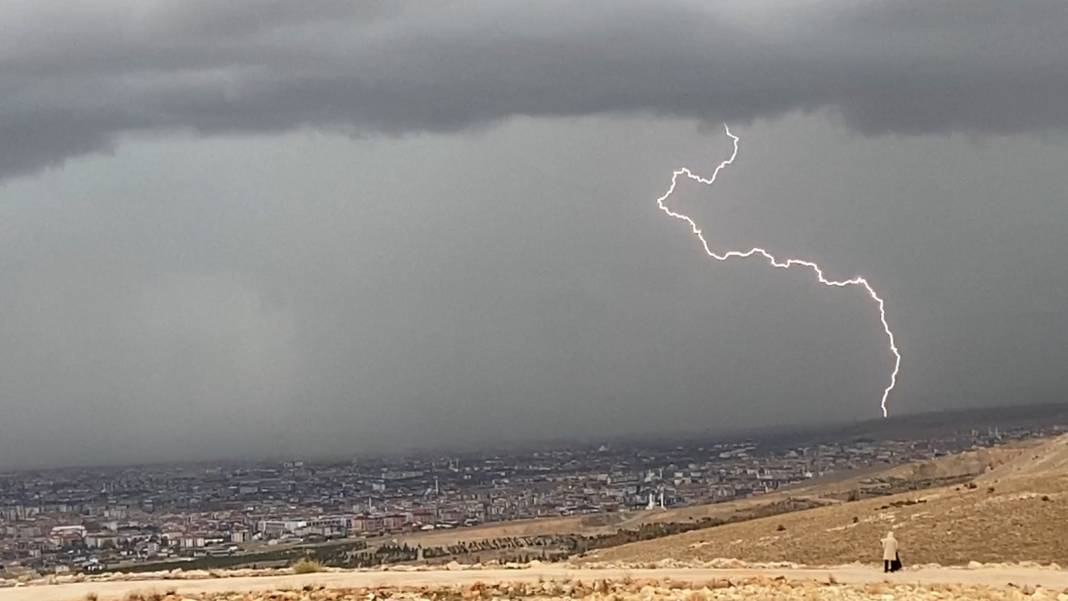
[{"left": 881, "top": 533, "right": 899, "bottom": 561}]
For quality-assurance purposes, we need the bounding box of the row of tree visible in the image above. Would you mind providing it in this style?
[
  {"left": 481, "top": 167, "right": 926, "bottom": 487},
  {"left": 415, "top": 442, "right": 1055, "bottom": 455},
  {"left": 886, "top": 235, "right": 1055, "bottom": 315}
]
[{"left": 322, "top": 496, "right": 826, "bottom": 568}]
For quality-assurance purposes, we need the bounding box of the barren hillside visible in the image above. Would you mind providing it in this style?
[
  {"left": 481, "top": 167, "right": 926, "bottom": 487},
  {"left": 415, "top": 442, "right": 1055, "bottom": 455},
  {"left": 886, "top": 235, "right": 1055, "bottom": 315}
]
[
  {"left": 398, "top": 442, "right": 1026, "bottom": 549},
  {"left": 583, "top": 435, "right": 1068, "bottom": 567}
]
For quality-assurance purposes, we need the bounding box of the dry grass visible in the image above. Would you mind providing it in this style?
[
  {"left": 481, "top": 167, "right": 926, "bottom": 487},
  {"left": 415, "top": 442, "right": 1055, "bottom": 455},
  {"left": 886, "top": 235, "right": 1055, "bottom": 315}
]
[
  {"left": 292, "top": 558, "right": 324, "bottom": 574},
  {"left": 585, "top": 435, "right": 1068, "bottom": 567}
]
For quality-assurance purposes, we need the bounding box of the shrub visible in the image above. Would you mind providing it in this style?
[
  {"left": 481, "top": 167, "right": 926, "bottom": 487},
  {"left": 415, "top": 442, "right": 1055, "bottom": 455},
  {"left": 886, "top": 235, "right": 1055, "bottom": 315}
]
[{"left": 293, "top": 558, "right": 323, "bottom": 574}]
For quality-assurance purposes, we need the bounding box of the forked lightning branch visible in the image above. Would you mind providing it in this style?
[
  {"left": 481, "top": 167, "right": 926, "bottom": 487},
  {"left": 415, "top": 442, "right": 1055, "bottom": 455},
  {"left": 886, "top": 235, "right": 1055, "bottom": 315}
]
[{"left": 655, "top": 125, "right": 901, "bottom": 417}]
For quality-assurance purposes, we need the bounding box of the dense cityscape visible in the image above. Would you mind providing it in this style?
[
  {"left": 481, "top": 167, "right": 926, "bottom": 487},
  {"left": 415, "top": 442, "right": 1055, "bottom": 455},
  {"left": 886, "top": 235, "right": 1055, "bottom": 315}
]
[{"left": 2, "top": 421, "right": 1061, "bottom": 576}]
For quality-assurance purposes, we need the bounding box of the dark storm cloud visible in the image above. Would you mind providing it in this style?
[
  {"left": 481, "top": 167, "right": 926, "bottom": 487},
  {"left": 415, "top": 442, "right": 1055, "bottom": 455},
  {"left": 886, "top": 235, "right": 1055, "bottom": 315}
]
[
  {"left": 2, "top": 113, "right": 1066, "bottom": 469},
  {"left": 3, "top": 0, "right": 1068, "bottom": 179},
  {"left": 2, "top": 2, "right": 1068, "bottom": 470}
]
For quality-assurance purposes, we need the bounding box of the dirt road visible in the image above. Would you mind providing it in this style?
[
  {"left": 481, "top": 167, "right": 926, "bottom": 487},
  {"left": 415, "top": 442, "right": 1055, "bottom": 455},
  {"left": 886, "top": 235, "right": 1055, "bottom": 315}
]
[{"left": 2, "top": 566, "right": 1067, "bottom": 601}]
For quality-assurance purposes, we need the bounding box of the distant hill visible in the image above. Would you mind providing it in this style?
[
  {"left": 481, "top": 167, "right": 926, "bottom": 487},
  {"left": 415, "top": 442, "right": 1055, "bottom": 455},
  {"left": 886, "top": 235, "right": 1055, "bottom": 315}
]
[
  {"left": 764, "top": 402, "right": 1068, "bottom": 447},
  {"left": 590, "top": 402, "right": 1068, "bottom": 453}
]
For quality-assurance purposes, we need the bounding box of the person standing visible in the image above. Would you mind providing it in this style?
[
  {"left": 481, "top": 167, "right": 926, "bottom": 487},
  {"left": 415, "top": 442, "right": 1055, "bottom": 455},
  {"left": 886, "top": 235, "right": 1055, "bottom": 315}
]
[{"left": 881, "top": 531, "right": 899, "bottom": 573}]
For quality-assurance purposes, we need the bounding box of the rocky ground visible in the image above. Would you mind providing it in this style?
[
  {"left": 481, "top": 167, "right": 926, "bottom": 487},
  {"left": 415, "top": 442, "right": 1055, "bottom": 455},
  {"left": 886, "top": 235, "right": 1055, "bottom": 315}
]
[
  {"left": 54, "top": 577, "right": 1068, "bottom": 601},
  {"left": 2, "top": 565, "right": 1068, "bottom": 601}
]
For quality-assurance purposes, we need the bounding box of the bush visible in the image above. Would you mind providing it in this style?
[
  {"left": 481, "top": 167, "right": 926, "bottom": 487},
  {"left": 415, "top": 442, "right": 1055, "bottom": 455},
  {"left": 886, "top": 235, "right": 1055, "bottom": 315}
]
[{"left": 293, "top": 558, "right": 323, "bottom": 574}]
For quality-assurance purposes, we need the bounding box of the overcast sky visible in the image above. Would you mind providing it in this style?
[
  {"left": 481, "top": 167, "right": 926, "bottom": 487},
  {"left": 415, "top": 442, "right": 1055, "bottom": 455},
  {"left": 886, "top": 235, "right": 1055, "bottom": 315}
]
[{"left": 1, "top": 1, "right": 1067, "bottom": 468}]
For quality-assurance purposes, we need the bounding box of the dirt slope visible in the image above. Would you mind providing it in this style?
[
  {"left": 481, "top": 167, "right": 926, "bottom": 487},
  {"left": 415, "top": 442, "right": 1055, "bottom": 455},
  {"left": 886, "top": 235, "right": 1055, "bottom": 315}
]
[{"left": 584, "top": 435, "right": 1068, "bottom": 567}]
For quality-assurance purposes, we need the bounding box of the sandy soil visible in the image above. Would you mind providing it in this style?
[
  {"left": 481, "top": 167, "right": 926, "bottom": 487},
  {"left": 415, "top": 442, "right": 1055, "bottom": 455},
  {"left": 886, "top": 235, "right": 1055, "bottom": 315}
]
[{"left": 2, "top": 565, "right": 1067, "bottom": 601}]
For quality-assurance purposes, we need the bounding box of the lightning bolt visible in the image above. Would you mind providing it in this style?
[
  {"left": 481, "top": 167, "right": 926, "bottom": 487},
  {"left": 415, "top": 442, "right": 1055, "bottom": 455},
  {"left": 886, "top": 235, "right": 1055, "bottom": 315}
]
[{"left": 655, "top": 124, "right": 900, "bottom": 417}]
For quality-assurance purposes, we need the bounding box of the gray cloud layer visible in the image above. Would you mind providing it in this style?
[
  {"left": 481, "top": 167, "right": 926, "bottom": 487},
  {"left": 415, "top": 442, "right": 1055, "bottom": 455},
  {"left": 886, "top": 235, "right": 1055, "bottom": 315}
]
[
  {"left": 3, "top": 0, "right": 1068, "bottom": 179},
  {"left": 2, "top": 2, "right": 1068, "bottom": 469},
  {"left": 2, "top": 113, "right": 1066, "bottom": 468}
]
